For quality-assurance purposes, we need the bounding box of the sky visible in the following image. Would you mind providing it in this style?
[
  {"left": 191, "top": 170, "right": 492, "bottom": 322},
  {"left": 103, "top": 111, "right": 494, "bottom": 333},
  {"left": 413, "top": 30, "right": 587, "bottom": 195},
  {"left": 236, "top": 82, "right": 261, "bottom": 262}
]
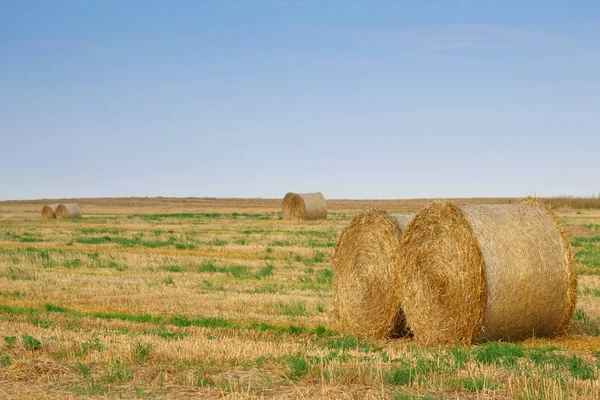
[{"left": 1, "top": 0, "right": 599, "bottom": 200}]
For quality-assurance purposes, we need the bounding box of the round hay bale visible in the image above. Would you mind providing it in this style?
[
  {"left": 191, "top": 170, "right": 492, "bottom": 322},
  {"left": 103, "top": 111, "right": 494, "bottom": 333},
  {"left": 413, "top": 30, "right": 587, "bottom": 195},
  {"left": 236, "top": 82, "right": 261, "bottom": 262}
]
[
  {"left": 55, "top": 203, "right": 82, "bottom": 219},
  {"left": 282, "top": 192, "right": 327, "bottom": 221},
  {"left": 41, "top": 204, "right": 59, "bottom": 219},
  {"left": 333, "top": 209, "right": 413, "bottom": 338},
  {"left": 400, "top": 198, "right": 577, "bottom": 344}
]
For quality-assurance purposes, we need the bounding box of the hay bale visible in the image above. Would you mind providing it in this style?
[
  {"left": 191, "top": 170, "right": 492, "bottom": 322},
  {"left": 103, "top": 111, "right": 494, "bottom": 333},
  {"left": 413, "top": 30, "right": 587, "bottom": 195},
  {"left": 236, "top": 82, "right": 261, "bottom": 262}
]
[
  {"left": 400, "top": 198, "right": 577, "bottom": 344},
  {"left": 333, "top": 209, "right": 413, "bottom": 338},
  {"left": 282, "top": 192, "right": 327, "bottom": 221},
  {"left": 41, "top": 204, "right": 59, "bottom": 219},
  {"left": 55, "top": 203, "right": 82, "bottom": 219}
]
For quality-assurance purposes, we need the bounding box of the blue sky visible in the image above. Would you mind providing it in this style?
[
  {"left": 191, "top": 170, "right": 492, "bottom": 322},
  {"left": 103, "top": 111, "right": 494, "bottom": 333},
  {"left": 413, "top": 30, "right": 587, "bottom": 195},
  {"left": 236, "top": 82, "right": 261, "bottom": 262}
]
[{"left": 1, "top": 0, "right": 598, "bottom": 200}]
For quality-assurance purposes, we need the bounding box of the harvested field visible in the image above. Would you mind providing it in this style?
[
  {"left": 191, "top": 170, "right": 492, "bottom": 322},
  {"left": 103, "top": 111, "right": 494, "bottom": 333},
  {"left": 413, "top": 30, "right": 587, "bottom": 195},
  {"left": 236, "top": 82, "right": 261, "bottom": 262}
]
[{"left": 0, "top": 197, "right": 599, "bottom": 399}]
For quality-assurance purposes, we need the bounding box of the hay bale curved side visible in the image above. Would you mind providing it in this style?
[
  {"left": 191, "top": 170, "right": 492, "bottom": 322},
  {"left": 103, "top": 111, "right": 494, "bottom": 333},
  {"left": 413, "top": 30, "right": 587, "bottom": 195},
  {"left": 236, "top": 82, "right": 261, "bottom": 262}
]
[
  {"left": 400, "top": 199, "right": 575, "bottom": 344},
  {"left": 41, "top": 204, "right": 59, "bottom": 219},
  {"left": 400, "top": 201, "right": 486, "bottom": 344},
  {"left": 333, "top": 209, "right": 413, "bottom": 338},
  {"left": 55, "top": 203, "right": 82, "bottom": 219},
  {"left": 282, "top": 192, "right": 327, "bottom": 221},
  {"left": 516, "top": 197, "right": 577, "bottom": 336}
]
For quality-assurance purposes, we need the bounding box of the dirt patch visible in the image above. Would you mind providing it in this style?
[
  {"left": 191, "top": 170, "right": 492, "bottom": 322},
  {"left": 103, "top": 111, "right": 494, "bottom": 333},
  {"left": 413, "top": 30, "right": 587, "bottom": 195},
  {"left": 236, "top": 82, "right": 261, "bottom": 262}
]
[{"left": 566, "top": 225, "right": 597, "bottom": 238}]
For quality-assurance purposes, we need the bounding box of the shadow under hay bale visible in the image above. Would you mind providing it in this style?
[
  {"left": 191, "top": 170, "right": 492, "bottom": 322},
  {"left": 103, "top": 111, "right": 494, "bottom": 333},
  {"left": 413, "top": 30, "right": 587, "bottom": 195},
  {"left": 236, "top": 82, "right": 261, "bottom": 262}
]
[
  {"left": 282, "top": 192, "right": 327, "bottom": 221},
  {"left": 41, "top": 204, "right": 59, "bottom": 219},
  {"left": 56, "top": 203, "right": 82, "bottom": 219},
  {"left": 400, "top": 198, "right": 577, "bottom": 345},
  {"left": 333, "top": 209, "right": 413, "bottom": 338}
]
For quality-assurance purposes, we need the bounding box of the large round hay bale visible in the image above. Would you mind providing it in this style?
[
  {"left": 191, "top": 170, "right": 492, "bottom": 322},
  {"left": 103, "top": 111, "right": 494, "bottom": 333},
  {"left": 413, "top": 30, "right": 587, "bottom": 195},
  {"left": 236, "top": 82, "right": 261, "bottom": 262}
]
[
  {"left": 282, "top": 192, "right": 327, "bottom": 221},
  {"left": 333, "top": 209, "right": 413, "bottom": 338},
  {"left": 400, "top": 198, "right": 577, "bottom": 344},
  {"left": 55, "top": 203, "right": 82, "bottom": 219},
  {"left": 41, "top": 204, "right": 59, "bottom": 219}
]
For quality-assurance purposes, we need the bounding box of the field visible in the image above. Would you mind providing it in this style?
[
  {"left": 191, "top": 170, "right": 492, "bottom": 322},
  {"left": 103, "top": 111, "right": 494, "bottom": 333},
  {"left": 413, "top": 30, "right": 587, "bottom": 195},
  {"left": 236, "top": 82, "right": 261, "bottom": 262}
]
[{"left": 0, "top": 197, "right": 599, "bottom": 399}]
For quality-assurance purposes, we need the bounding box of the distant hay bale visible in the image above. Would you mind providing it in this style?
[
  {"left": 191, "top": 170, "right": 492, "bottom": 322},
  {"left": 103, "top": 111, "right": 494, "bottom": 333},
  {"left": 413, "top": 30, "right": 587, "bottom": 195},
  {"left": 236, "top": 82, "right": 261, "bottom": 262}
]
[
  {"left": 282, "top": 192, "right": 327, "bottom": 221},
  {"left": 41, "top": 204, "right": 59, "bottom": 219},
  {"left": 55, "top": 203, "right": 82, "bottom": 219},
  {"left": 333, "top": 209, "right": 413, "bottom": 338},
  {"left": 400, "top": 198, "right": 577, "bottom": 344}
]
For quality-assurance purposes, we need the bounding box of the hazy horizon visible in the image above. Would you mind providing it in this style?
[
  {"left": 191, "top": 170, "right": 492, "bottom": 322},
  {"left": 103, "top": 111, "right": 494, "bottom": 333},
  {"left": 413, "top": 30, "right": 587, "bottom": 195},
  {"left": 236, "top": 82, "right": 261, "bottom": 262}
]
[
  {"left": 3, "top": 194, "right": 599, "bottom": 203},
  {"left": 2, "top": 1, "right": 599, "bottom": 201}
]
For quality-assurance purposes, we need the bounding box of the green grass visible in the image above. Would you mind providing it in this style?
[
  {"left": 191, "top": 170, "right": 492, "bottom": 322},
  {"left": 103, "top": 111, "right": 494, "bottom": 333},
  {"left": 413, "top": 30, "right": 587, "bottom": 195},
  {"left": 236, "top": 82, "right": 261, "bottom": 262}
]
[
  {"left": 75, "top": 235, "right": 178, "bottom": 248},
  {"left": 0, "top": 247, "right": 57, "bottom": 263},
  {"left": 31, "top": 316, "right": 53, "bottom": 328},
  {"left": 22, "top": 334, "right": 42, "bottom": 351},
  {"left": 285, "top": 355, "right": 309, "bottom": 379},
  {"left": 74, "top": 234, "right": 204, "bottom": 251},
  {"left": 467, "top": 341, "right": 596, "bottom": 381},
  {"left": 0, "top": 303, "right": 337, "bottom": 338},
  {"left": 132, "top": 342, "right": 153, "bottom": 365},
  {"left": 569, "top": 235, "right": 600, "bottom": 273},
  {"left": 298, "top": 251, "right": 327, "bottom": 266},
  {"left": 269, "top": 240, "right": 290, "bottom": 247},
  {"left": 322, "top": 335, "right": 382, "bottom": 353},
  {"left": 448, "top": 377, "right": 487, "bottom": 392},
  {"left": 197, "top": 261, "right": 276, "bottom": 280},
  {"left": 307, "top": 238, "right": 335, "bottom": 248},
  {"left": 0, "top": 352, "right": 10, "bottom": 367},
  {"left": 241, "top": 228, "right": 335, "bottom": 239},
  {"left": 175, "top": 243, "right": 197, "bottom": 250},
  {"left": 327, "top": 212, "right": 352, "bottom": 221},
  {"left": 63, "top": 258, "right": 82, "bottom": 268},
  {"left": 45, "top": 303, "right": 67, "bottom": 313},
  {"left": 383, "top": 365, "right": 417, "bottom": 386},
  {"left": 315, "top": 268, "right": 333, "bottom": 284},
  {"left": 245, "top": 284, "right": 282, "bottom": 295},
  {"left": 162, "top": 277, "right": 175, "bottom": 286},
  {"left": 571, "top": 236, "right": 600, "bottom": 246},
  {"left": 2, "top": 267, "right": 37, "bottom": 281},
  {"left": 197, "top": 260, "right": 220, "bottom": 273},
  {"left": 106, "top": 261, "right": 128, "bottom": 271},
  {"left": 73, "top": 236, "right": 113, "bottom": 245},
  {"left": 104, "top": 360, "right": 134, "bottom": 383},
  {"left": 226, "top": 265, "right": 251, "bottom": 279},
  {"left": 574, "top": 245, "right": 600, "bottom": 269},
  {"left": 161, "top": 265, "right": 183, "bottom": 273},
  {"left": 255, "top": 263, "right": 275, "bottom": 279},
  {"left": 472, "top": 342, "right": 524, "bottom": 367},
  {"left": 4, "top": 292, "right": 597, "bottom": 396},
  {"left": 312, "top": 251, "right": 326, "bottom": 263},
  {"left": 129, "top": 212, "right": 275, "bottom": 221},
  {"left": 577, "top": 286, "right": 600, "bottom": 297},
  {"left": 3, "top": 336, "right": 17, "bottom": 346},
  {"left": 2, "top": 231, "right": 45, "bottom": 243},
  {"left": 156, "top": 330, "right": 189, "bottom": 340},
  {"left": 583, "top": 224, "right": 600, "bottom": 232},
  {"left": 571, "top": 309, "right": 600, "bottom": 335},
  {"left": 278, "top": 302, "right": 307, "bottom": 318},
  {"left": 78, "top": 228, "right": 124, "bottom": 234}
]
